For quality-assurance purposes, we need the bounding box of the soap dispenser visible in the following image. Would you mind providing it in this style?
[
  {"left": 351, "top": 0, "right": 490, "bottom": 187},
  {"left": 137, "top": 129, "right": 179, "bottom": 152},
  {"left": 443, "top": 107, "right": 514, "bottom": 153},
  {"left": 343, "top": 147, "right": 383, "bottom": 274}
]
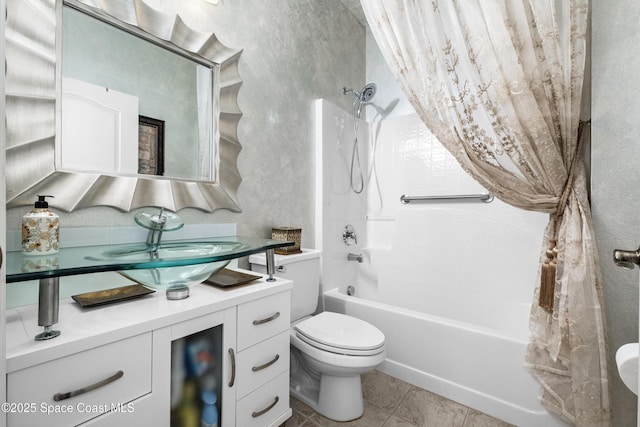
[{"left": 22, "top": 195, "right": 60, "bottom": 255}]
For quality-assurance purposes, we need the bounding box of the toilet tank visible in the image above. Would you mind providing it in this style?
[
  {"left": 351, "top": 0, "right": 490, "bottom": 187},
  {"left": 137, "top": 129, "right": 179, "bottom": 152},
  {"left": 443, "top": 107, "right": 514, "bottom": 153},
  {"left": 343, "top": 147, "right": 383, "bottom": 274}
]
[{"left": 249, "top": 249, "right": 321, "bottom": 322}]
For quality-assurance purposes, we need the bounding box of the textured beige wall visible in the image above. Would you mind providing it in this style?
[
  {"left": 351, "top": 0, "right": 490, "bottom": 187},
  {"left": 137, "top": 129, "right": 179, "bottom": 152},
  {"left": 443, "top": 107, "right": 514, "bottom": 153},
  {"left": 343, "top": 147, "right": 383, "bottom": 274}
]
[
  {"left": 592, "top": 0, "right": 640, "bottom": 425},
  {"left": 6, "top": 0, "right": 366, "bottom": 251}
]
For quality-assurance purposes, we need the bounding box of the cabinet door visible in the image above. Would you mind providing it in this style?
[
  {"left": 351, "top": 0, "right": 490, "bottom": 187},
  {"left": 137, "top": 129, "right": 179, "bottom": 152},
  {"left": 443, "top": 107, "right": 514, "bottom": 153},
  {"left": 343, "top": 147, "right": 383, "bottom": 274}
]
[
  {"left": 152, "top": 307, "right": 236, "bottom": 427},
  {"left": 220, "top": 308, "right": 238, "bottom": 427}
]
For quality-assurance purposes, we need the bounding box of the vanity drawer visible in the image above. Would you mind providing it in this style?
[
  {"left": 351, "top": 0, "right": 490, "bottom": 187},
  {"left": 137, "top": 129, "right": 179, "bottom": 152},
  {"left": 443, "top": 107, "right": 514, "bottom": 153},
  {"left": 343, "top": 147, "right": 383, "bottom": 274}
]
[
  {"left": 237, "top": 291, "right": 290, "bottom": 350},
  {"left": 236, "top": 330, "right": 290, "bottom": 399},
  {"left": 78, "top": 393, "right": 154, "bottom": 427},
  {"left": 7, "top": 333, "right": 152, "bottom": 427},
  {"left": 236, "top": 371, "right": 290, "bottom": 427}
]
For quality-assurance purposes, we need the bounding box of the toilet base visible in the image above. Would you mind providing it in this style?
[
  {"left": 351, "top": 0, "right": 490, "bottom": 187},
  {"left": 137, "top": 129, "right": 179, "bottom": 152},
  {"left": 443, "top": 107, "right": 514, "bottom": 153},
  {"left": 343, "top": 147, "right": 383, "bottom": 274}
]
[
  {"left": 291, "top": 373, "right": 364, "bottom": 422},
  {"left": 290, "top": 347, "right": 365, "bottom": 422},
  {"left": 318, "top": 374, "right": 364, "bottom": 421}
]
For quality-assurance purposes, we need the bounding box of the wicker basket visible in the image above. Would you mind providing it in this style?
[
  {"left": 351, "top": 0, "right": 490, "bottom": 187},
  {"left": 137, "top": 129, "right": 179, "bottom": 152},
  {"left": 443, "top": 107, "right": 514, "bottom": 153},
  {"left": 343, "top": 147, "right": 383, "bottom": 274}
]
[{"left": 272, "top": 227, "right": 302, "bottom": 254}]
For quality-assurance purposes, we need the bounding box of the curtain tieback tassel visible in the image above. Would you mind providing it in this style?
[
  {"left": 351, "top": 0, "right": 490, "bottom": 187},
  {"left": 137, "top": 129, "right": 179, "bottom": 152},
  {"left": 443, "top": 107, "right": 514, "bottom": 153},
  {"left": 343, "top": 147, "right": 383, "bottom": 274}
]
[
  {"left": 539, "top": 239, "right": 557, "bottom": 312},
  {"left": 537, "top": 120, "right": 589, "bottom": 313}
]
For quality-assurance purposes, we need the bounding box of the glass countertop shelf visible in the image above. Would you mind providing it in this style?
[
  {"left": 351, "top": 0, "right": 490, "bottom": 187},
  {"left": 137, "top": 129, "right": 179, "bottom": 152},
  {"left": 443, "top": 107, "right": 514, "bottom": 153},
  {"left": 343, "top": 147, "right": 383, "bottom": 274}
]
[{"left": 7, "top": 236, "right": 294, "bottom": 283}]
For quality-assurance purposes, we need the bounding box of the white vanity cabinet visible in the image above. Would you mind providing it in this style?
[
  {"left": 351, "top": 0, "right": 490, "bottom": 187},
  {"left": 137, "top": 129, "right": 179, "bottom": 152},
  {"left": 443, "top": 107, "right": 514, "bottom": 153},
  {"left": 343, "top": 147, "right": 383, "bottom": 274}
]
[{"left": 5, "top": 270, "right": 293, "bottom": 427}]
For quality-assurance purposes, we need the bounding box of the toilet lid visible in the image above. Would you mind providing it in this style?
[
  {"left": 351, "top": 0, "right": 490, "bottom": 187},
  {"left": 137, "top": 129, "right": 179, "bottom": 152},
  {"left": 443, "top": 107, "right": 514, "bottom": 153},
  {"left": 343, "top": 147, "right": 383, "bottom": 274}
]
[{"left": 294, "top": 312, "right": 385, "bottom": 355}]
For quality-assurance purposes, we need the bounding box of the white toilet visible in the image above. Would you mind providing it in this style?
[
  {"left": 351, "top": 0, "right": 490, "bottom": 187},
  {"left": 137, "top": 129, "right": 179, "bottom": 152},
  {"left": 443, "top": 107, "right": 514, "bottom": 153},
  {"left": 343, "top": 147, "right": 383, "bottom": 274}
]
[{"left": 250, "top": 249, "right": 385, "bottom": 421}]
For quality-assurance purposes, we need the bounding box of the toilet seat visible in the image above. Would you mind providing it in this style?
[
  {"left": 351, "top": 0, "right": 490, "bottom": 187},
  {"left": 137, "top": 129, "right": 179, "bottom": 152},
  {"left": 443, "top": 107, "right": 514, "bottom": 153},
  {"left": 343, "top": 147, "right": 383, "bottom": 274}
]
[{"left": 294, "top": 311, "right": 385, "bottom": 356}]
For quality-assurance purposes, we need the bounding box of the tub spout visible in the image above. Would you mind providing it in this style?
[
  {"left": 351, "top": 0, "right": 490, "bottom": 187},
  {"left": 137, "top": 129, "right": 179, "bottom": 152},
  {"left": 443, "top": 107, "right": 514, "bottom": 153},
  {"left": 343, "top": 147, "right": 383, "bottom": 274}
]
[{"left": 347, "top": 253, "right": 363, "bottom": 263}]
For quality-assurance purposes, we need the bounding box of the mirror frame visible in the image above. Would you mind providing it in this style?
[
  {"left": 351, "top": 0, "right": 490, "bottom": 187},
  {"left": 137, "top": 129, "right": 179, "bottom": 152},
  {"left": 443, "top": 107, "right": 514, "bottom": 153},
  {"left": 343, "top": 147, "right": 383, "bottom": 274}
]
[{"left": 5, "top": 0, "right": 243, "bottom": 213}]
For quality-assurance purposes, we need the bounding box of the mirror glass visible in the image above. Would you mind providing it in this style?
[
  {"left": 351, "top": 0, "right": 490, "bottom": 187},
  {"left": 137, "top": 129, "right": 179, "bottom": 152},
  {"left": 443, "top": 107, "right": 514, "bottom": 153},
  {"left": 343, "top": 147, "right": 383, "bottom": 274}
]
[
  {"left": 5, "top": 0, "right": 243, "bottom": 213},
  {"left": 61, "top": 6, "right": 215, "bottom": 181}
]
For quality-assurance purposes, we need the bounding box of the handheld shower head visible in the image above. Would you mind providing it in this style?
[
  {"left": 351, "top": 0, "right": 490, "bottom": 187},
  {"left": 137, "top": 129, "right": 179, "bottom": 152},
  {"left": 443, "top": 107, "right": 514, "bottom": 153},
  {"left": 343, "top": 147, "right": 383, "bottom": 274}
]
[
  {"left": 343, "top": 82, "right": 377, "bottom": 103},
  {"left": 342, "top": 83, "right": 378, "bottom": 195}
]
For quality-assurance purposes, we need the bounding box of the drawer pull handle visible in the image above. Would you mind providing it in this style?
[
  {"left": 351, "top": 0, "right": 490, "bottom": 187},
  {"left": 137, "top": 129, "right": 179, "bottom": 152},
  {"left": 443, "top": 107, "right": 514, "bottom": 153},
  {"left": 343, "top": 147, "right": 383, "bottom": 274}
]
[
  {"left": 252, "top": 354, "right": 280, "bottom": 372},
  {"left": 53, "top": 370, "right": 124, "bottom": 402},
  {"left": 253, "top": 311, "right": 280, "bottom": 325},
  {"left": 228, "top": 348, "right": 236, "bottom": 387},
  {"left": 251, "top": 396, "right": 279, "bottom": 418}
]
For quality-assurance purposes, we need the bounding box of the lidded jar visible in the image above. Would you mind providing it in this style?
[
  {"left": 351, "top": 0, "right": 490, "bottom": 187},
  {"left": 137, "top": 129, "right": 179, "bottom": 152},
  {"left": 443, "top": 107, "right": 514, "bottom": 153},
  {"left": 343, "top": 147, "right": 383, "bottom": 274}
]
[{"left": 22, "top": 195, "right": 60, "bottom": 255}]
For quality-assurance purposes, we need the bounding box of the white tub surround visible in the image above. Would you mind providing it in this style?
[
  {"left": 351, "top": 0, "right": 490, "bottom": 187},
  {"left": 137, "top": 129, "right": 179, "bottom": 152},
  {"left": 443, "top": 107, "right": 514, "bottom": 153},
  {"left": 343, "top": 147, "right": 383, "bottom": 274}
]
[{"left": 6, "top": 270, "right": 293, "bottom": 427}]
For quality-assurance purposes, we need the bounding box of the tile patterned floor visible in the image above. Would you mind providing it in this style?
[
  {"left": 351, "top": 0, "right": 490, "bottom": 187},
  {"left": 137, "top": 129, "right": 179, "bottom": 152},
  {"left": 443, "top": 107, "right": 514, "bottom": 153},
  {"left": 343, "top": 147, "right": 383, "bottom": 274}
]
[{"left": 283, "top": 370, "right": 515, "bottom": 427}]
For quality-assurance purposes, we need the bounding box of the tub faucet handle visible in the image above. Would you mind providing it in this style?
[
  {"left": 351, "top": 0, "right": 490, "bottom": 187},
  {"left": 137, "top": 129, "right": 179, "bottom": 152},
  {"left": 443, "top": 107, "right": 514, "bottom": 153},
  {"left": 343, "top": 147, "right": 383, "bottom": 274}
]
[{"left": 343, "top": 224, "right": 358, "bottom": 246}]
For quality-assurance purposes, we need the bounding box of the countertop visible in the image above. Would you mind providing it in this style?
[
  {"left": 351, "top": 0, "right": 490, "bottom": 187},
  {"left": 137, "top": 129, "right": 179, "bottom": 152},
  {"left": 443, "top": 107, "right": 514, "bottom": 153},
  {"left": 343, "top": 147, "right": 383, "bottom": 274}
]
[{"left": 6, "top": 269, "right": 292, "bottom": 373}]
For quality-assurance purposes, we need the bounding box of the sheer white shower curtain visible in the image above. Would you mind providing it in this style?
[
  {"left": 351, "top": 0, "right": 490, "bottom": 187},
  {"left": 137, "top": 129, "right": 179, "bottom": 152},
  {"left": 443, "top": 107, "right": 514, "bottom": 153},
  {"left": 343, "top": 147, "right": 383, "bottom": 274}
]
[{"left": 361, "top": 1, "right": 609, "bottom": 425}]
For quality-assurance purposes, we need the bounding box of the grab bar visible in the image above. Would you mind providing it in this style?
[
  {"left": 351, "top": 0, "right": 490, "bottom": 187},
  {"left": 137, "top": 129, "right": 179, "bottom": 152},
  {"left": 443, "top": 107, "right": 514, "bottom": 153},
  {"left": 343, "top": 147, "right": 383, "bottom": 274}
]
[{"left": 400, "top": 193, "right": 494, "bottom": 204}]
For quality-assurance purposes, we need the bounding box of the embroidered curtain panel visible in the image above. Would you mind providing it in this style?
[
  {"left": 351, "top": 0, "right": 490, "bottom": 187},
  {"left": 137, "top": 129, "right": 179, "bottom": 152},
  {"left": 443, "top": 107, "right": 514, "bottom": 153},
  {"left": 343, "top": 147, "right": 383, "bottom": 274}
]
[{"left": 361, "top": 1, "right": 609, "bottom": 425}]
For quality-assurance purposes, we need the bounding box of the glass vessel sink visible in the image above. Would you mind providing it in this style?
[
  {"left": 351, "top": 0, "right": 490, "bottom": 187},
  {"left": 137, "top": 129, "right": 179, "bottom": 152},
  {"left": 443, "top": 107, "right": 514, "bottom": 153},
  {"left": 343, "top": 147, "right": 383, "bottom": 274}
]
[{"left": 92, "top": 241, "right": 251, "bottom": 298}]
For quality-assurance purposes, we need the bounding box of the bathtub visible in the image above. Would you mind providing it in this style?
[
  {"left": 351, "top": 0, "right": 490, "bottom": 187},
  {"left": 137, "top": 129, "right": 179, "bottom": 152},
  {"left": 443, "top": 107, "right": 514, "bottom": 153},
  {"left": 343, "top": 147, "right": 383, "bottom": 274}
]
[{"left": 323, "top": 287, "right": 569, "bottom": 427}]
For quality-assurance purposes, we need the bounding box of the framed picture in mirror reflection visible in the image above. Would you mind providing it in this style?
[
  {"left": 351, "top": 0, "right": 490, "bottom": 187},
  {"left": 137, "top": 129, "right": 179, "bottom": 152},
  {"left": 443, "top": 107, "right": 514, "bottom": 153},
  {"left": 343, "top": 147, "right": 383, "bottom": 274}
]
[{"left": 138, "top": 115, "right": 165, "bottom": 176}]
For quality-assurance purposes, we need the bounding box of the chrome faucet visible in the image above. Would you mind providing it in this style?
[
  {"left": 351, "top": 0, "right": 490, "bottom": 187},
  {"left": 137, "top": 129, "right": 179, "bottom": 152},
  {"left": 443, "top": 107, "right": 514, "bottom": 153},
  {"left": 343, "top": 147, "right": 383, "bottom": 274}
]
[
  {"left": 135, "top": 207, "right": 184, "bottom": 255},
  {"left": 343, "top": 224, "right": 358, "bottom": 246},
  {"left": 146, "top": 207, "right": 169, "bottom": 248},
  {"left": 347, "top": 253, "right": 364, "bottom": 263}
]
